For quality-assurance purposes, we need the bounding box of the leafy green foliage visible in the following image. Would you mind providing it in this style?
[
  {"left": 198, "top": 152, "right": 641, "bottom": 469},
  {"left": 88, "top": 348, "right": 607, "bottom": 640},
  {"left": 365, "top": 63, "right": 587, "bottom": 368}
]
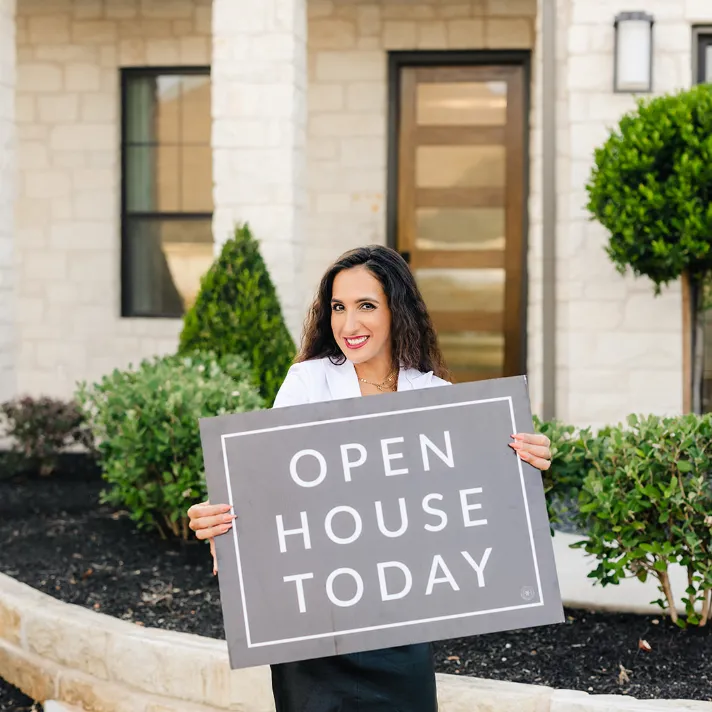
[
  {"left": 76, "top": 352, "right": 263, "bottom": 540},
  {"left": 534, "top": 416, "right": 591, "bottom": 529},
  {"left": 178, "top": 223, "right": 296, "bottom": 406},
  {"left": 586, "top": 84, "right": 712, "bottom": 290},
  {"left": 0, "top": 396, "right": 93, "bottom": 476},
  {"left": 572, "top": 413, "right": 712, "bottom": 627}
]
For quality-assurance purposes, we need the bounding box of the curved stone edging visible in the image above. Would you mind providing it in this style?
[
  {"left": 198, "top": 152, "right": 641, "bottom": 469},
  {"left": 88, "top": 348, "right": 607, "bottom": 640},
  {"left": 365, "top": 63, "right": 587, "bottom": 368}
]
[{"left": 0, "top": 573, "right": 709, "bottom": 712}]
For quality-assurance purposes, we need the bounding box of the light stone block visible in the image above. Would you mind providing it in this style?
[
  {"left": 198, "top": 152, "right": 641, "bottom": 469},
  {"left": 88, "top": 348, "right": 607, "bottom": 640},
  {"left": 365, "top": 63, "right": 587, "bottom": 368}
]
[
  {"left": 315, "top": 50, "right": 385, "bottom": 82},
  {"left": 64, "top": 62, "right": 101, "bottom": 92},
  {"left": 447, "top": 18, "right": 485, "bottom": 47},
  {"left": 24, "top": 170, "right": 71, "bottom": 199},
  {"left": 310, "top": 18, "right": 357, "bottom": 49},
  {"left": 486, "top": 17, "right": 532, "bottom": 47},
  {"left": 418, "top": 21, "right": 448, "bottom": 48},
  {"left": 550, "top": 690, "right": 712, "bottom": 711},
  {"left": 18, "top": 63, "right": 63, "bottom": 92},
  {"left": 438, "top": 4, "right": 471, "bottom": 19},
  {"left": 24, "top": 606, "right": 109, "bottom": 679},
  {"left": 28, "top": 15, "right": 71, "bottom": 43},
  {"left": 357, "top": 5, "right": 381, "bottom": 36},
  {"left": 73, "top": 0, "right": 103, "bottom": 20},
  {"left": 43, "top": 702, "right": 84, "bottom": 712},
  {"left": 106, "top": 0, "right": 139, "bottom": 20},
  {"left": 38, "top": 94, "right": 79, "bottom": 123},
  {"left": 310, "top": 112, "right": 384, "bottom": 137},
  {"left": 309, "top": 83, "right": 345, "bottom": 112},
  {"left": 71, "top": 20, "right": 118, "bottom": 44},
  {"left": 436, "top": 674, "right": 552, "bottom": 712},
  {"left": 382, "top": 20, "right": 417, "bottom": 48},
  {"left": 486, "top": 0, "right": 537, "bottom": 15},
  {"left": 340, "top": 136, "right": 385, "bottom": 168},
  {"left": 0, "top": 640, "right": 58, "bottom": 705}
]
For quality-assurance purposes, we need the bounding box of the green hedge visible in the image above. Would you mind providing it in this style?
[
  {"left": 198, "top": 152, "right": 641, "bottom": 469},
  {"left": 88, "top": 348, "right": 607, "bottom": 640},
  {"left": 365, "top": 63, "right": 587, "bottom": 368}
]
[{"left": 76, "top": 352, "right": 263, "bottom": 540}]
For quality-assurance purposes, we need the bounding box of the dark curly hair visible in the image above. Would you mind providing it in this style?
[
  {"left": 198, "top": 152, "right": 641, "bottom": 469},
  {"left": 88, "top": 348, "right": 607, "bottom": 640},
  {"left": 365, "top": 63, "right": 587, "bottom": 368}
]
[{"left": 297, "top": 245, "right": 449, "bottom": 380}]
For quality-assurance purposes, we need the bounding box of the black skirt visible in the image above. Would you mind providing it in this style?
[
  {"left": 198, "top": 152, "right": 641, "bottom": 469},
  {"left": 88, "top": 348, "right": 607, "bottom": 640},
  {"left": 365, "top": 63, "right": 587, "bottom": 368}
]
[{"left": 271, "top": 643, "right": 438, "bottom": 712}]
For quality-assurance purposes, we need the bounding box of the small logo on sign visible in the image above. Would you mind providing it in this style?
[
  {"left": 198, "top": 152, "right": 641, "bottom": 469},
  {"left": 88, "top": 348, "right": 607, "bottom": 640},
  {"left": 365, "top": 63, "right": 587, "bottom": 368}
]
[{"left": 521, "top": 586, "right": 536, "bottom": 601}]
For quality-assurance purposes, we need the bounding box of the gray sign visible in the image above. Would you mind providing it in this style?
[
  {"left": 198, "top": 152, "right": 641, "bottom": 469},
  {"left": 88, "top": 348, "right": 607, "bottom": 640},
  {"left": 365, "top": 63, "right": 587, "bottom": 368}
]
[{"left": 200, "top": 375, "right": 563, "bottom": 670}]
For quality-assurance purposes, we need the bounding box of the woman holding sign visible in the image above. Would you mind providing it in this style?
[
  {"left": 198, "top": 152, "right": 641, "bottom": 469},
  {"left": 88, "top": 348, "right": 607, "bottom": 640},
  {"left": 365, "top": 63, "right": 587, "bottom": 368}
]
[{"left": 187, "top": 245, "right": 551, "bottom": 712}]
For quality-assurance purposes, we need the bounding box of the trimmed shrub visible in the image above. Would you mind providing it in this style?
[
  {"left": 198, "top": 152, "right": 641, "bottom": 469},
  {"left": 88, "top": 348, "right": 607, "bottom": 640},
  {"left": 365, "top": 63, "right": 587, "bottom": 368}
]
[
  {"left": 0, "top": 396, "right": 93, "bottom": 477},
  {"left": 178, "top": 224, "right": 296, "bottom": 406},
  {"left": 586, "top": 84, "right": 712, "bottom": 288},
  {"left": 76, "top": 352, "right": 263, "bottom": 540},
  {"left": 573, "top": 413, "right": 712, "bottom": 627}
]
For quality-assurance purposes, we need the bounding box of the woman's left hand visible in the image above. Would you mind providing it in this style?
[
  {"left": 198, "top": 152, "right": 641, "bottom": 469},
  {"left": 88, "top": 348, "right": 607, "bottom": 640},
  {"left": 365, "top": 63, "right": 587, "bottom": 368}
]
[{"left": 509, "top": 433, "right": 552, "bottom": 471}]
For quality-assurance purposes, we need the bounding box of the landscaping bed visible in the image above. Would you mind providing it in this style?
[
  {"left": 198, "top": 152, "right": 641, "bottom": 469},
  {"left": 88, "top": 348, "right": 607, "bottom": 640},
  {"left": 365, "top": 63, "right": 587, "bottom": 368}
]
[
  {"left": 0, "top": 677, "right": 40, "bottom": 711},
  {"left": 1, "top": 466, "right": 711, "bottom": 703}
]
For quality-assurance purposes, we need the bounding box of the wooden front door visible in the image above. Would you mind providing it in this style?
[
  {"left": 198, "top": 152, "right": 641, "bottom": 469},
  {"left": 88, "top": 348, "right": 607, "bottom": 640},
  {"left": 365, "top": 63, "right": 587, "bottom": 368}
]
[{"left": 395, "top": 62, "right": 527, "bottom": 383}]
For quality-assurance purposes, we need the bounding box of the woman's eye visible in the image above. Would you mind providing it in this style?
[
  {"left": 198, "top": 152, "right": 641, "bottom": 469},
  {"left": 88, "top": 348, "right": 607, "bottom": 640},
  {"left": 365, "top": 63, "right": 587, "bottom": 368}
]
[
  {"left": 332, "top": 304, "right": 344, "bottom": 312},
  {"left": 360, "top": 303, "right": 375, "bottom": 310}
]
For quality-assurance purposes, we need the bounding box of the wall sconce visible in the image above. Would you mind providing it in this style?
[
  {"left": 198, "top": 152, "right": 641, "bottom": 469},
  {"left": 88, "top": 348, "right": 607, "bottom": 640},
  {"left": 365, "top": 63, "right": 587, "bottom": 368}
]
[{"left": 614, "top": 12, "right": 654, "bottom": 93}]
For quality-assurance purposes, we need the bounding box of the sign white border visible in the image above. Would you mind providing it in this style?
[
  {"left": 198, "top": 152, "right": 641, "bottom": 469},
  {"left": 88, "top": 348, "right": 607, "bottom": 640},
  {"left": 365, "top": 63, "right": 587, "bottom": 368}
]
[{"left": 220, "top": 396, "right": 544, "bottom": 649}]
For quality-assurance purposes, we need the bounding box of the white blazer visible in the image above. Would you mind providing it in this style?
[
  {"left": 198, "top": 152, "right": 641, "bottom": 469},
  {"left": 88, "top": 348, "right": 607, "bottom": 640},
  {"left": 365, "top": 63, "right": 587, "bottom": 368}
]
[{"left": 273, "top": 357, "right": 450, "bottom": 409}]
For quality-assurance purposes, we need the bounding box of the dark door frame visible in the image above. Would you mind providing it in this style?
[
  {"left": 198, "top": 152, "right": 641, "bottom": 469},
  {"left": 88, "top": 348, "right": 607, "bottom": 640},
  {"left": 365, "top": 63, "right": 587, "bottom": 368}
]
[{"left": 386, "top": 50, "right": 532, "bottom": 377}]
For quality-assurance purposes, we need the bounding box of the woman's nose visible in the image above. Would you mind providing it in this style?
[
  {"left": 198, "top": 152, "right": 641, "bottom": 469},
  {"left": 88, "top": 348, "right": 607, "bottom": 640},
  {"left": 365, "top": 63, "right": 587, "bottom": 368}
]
[{"left": 344, "top": 309, "right": 360, "bottom": 333}]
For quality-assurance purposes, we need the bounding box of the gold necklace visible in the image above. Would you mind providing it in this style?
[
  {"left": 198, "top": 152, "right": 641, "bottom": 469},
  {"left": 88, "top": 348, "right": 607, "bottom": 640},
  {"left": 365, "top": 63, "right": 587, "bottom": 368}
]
[{"left": 357, "top": 369, "right": 398, "bottom": 392}]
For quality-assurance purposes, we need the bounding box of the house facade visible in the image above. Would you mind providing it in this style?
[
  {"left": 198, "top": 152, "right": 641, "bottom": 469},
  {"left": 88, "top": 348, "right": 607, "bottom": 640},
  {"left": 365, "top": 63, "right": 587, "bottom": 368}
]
[{"left": 0, "top": 0, "right": 710, "bottom": 429}]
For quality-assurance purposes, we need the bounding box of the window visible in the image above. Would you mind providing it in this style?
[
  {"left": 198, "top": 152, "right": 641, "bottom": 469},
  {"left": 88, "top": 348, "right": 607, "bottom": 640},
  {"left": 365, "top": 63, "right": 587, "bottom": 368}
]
[
  {"left": 121, "top": 68, "right": 214, "bottom": 318},
  {"left": 696, "top": 31, "right": 712, "bottom": 84}
]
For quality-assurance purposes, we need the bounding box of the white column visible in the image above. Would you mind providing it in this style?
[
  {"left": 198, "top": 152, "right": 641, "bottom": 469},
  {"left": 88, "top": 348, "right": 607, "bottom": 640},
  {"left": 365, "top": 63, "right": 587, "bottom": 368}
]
[
  {"left": 211, "top": 0, "right": 307, "bottom": 339},
  {"left": 0, "top": 0, "right": 16, "bottom": 403}
]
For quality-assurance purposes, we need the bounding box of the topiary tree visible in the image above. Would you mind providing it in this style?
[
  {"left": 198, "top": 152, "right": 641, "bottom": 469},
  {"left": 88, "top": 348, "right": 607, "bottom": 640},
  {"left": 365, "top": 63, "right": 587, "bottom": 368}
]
[
  {"left": 178, "top": 224, "right": 296, "bottom": 406},
  {"left": 586, "top": 84, "right": 712, "bottom": 412}
]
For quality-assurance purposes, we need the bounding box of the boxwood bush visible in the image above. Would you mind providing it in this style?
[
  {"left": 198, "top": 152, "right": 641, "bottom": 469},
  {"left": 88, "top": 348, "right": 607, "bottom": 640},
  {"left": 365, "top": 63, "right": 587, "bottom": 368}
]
[
  {"left": 76, "top": 352, "right": 263, "bottom": 540},
  {"left": 179, "top": 224, "right": 296, "bottom": 407}
]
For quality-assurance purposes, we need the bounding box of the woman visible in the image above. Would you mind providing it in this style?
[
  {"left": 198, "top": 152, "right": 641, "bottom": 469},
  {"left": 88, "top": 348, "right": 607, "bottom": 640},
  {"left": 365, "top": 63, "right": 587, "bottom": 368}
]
[{"left": 187, "top": 245, "right": 551, "bottom": 712}]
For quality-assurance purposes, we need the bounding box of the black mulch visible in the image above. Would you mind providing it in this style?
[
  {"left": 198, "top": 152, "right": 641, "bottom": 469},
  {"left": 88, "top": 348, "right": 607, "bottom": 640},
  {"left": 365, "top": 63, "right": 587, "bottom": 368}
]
[
  {"left": 1, "top": 463, "right": 711, "bottom": 702},
  {"left": 0, "top": 677, "right": 40, "bottom": 711}
]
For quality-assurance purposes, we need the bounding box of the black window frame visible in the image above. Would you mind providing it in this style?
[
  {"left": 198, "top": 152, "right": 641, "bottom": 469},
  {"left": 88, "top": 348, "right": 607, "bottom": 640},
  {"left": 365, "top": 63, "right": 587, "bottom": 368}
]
[
  {"left": 120, "top": 65, "right": 212, "bottom": 319},
  {"left": 694, "top": 28, "right": 712, "bottom": 85}
]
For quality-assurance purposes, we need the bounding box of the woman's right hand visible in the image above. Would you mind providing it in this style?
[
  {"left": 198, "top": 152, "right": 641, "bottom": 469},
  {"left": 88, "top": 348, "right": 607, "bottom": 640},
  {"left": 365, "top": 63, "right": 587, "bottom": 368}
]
[{"left": 187, "top": 501, "right": 235, "bottom": 575}]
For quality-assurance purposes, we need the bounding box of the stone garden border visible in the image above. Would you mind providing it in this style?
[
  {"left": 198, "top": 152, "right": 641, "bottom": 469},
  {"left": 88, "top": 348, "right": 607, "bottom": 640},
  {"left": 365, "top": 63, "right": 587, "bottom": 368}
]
[{"left": 0, "top": 573, "right": 710, "bottom": 712}]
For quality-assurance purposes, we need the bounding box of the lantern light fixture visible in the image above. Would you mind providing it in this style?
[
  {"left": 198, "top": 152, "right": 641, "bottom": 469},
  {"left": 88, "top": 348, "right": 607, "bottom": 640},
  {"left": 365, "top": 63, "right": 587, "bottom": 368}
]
[{"left": 614, "top": 12, "right": 654, "bottom": 93}]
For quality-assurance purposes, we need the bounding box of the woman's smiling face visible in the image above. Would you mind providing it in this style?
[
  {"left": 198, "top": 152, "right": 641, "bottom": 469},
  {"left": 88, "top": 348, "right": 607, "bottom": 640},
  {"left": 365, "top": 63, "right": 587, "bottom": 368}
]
[{"left": 330, "top": 266, "right": 392, "bottom": 366}]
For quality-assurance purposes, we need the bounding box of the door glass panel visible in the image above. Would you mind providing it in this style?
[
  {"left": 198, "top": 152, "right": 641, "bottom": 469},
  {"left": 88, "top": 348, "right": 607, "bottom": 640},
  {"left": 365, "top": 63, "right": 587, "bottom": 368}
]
[
  {"left": 416, "top": 146, "right": 506, "bottom": 188},
  {"left": 416, "top": 208, "right": 505, "bottom": 251},
  {"left": 706, "top": 46, "right": 712, "bottom": 83},
  {"left": 415, "top": 268, "right": 505, "bottom": 313},
  {"left": 439, "top": 332, "right": 505, "bottom": 381},
  {"left": 417, "top": 82, "right": 507, "bottom": 126}
]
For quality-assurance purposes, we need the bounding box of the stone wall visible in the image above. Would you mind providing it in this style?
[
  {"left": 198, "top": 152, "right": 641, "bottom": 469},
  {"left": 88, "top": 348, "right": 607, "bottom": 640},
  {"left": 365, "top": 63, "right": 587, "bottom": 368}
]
[
  {"left": 14, "top": 0, "right": 211, "bottom": 398},
  {"left": 1, "top": 572, "right": 709, "bottom": 712},
  {"left": 303, "top": 0, "right": 538, "bottom": 312},
  {"left": 554, "top": 0, "right": 712, "bottom": 428},
  {"left": 0, "top": 0, "right": 16, "bottom": 403}
]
